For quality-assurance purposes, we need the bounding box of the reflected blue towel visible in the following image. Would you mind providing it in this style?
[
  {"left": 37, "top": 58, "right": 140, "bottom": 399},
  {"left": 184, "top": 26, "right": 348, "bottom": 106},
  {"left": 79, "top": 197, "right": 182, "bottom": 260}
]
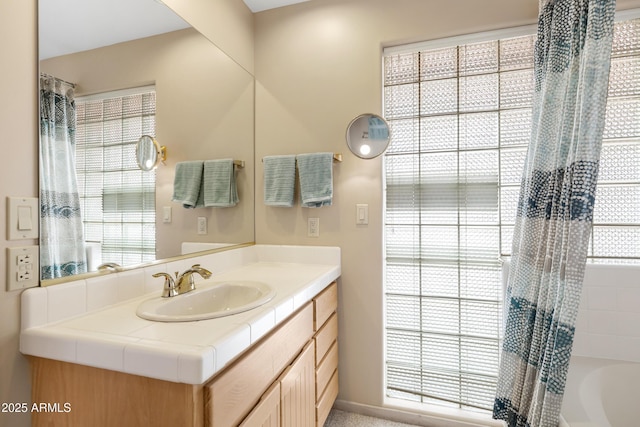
[
  {"left": 296, "top": 152, "right": 333, "bottom": 208},
  {"left": 264, "top": 155, "right": 296, "bottom": 207},
  {"left": 172, "top": 161, "right": 204, "bottom": 208},
  {"left": 203, "top": 159, "right": 238, "bottom": 207},
  {"left": 369, "top": 116, "right": 389, "bottom": 140}
]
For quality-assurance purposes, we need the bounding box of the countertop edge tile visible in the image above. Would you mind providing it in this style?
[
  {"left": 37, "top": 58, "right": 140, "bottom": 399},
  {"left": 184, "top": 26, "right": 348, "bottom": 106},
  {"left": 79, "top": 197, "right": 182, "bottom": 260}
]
[
  {"left": 20, "top": 328, "right": 77, "bottom": 363},
  {"left": 210, "top": 324, "right": 251, "bottom": 372},
  {"left": 178, "top": 346, "right": 216, "bottom": 384},
  {"left": 245, "top": 307, "right": 276, "bottom": 343},
  {"left": 274, "top": 297, "right": 295, "bottom": 323},
  {"left": 123, "top": 339, "right": 185, "bottom": 383}
]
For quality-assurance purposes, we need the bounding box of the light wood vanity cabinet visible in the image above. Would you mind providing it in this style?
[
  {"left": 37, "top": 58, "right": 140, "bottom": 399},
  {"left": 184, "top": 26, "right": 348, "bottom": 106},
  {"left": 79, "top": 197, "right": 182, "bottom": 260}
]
[
  {"left": 29, "top": 281, "right": 338, "bottom": 427},
  {"left": 313, "top": 282, "right": 339, "bottom": 427},
  {"left": 241, "top": 341, "right": 316, "bottom": 427},
  {"left": 228, "top": 281, "right": 339, "bottom": 427}
]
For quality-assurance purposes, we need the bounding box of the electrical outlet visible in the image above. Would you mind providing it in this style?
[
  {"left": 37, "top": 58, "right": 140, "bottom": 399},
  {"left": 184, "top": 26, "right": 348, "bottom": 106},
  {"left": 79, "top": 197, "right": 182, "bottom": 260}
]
[
  {"left": 197, "top": 217, "right": 207, "bottom": 235},
  {"left": 7, "top": 245, "right": 39, "bottom": 291},
  {"left": 308, "top": 218, "right": 320, "bottom": 237}
]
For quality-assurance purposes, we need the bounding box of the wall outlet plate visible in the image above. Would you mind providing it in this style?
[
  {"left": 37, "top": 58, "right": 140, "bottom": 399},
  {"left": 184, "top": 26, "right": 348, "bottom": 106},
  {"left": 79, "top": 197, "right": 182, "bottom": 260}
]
[
  {"left": 308, "top": 218, "right": 319, "bottom": 237},
  {"left": 197, "top": 217, "right": 207, "bottom": 235},
  {"left": 7, "top": 245, "right": 39, "bottom": 291}
]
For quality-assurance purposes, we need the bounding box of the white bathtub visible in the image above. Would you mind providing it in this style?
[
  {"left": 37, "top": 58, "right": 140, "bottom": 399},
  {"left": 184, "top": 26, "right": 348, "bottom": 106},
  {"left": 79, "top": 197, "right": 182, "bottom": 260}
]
[{"left": 560, "top": 356, "right": 640, "bottom": 427}]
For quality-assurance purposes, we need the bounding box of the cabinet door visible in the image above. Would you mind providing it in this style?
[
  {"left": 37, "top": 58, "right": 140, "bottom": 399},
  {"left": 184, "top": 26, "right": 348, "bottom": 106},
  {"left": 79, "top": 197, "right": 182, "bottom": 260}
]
[
  {"left": 205, "top": 303, "right": 314, "bottom": 427},
  {"left": 239, "top": 383, "right": 280, "bottom": 427},
  {"left": 280, "top": 342, "right": 315, "bottom": 427}
]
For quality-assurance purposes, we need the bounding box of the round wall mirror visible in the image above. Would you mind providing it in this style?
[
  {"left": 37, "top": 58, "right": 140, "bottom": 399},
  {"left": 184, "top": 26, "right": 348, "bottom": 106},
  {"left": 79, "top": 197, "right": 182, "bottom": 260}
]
[
  {"left": 135, "top": 135, "right": 166, "bottom": 171},
  {"left": 346, "top": 113, "right": 391, "bottom": 159}
]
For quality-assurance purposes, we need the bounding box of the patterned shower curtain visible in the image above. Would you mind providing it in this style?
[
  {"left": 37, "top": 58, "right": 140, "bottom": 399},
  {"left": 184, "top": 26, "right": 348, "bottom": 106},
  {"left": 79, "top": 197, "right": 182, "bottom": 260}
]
[
  {"left": 39, "top": 75, "right": 87, "bottom": 279},
  {"left": 493, "top": 1, "right": 616, "bottom": 426}
]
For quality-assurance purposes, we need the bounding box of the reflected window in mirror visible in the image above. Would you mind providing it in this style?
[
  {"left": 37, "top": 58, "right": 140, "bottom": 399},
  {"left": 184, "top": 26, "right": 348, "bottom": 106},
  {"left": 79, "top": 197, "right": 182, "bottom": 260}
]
[{"left": 75, "top": 86, "right": 157, "bottom": 272}]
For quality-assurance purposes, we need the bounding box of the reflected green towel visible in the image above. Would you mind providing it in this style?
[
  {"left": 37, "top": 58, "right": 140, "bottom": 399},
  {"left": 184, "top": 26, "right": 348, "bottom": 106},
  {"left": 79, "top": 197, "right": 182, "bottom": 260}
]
[
  {"left": 264, "top": 155, "right": 296, "bottom": 207},
  {"left": 203, "top": 159, "right": 238, "bottom": 207},
  {"left": 172, "top": 161, "right": 204, "bottom": 208},
  {"left": 296, "top": 152, "right": 333, "bottom": 208}
]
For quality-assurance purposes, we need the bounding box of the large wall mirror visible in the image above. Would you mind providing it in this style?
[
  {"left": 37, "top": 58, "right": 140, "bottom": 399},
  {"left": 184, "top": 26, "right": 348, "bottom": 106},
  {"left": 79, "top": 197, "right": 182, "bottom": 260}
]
[{"left": 39, "top": 0, "right": 255, "bottom": 284}]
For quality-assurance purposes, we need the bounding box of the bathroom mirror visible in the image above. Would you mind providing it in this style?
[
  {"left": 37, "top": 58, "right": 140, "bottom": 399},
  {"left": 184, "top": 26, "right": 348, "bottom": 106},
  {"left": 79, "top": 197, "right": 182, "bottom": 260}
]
[
  {"left": 136, "top": 135, "right": 166, "bottom": 171},
  {"left": 346, "top": 113, "right": 391, "bottom": 159},
  {"left": 38, "top": 0, "right": 255, "bottom": 284}
]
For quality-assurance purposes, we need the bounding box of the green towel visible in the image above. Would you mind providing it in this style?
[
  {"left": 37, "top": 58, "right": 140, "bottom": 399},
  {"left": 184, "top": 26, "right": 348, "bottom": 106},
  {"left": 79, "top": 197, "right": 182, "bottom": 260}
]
[
  {"left": 172, "top": 161, "right": 204, "bottom": 208},
  {"left": 264, "top": 155, "right": 296, "bottom": 207},
  {"left": 296, "top": 152, "right": 333, "bottom": 208},
  {"left": 203, "top": 159, "right": 238, "bottom": 207}
]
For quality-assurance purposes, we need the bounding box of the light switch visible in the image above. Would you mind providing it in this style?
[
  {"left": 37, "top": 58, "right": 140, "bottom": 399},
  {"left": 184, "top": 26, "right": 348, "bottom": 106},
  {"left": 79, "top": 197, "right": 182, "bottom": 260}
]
[
  {"left": 356, "top": 204, "right": 369, "bottom": 225},
  {"left": 163, "top": 206, "right": 172, "bottom": 223},
  {"left": 18, "top": 206, "right": 33, "bottom": 230},
  {"left": 7, "top": 197, "right": 39, "bottom": 240}
]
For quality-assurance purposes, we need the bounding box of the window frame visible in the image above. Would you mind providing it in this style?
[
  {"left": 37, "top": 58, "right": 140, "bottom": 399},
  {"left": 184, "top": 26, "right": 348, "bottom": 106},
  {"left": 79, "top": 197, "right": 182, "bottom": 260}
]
[{"left": 382, "top": 9, "right": 640, "bottom": 415}]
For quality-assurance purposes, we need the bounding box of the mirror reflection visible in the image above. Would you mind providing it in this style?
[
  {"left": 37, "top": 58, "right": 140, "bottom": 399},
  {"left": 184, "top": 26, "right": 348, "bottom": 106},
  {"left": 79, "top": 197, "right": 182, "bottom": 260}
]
[
  {"left": 136, "top": 136, "right": 166, "bottom": 171},
  {"left": 39, "top": 0, "right": 255, "bottom": 283},
  {"left": 346, "top": 113, "right": 391, "bottom": 159}
]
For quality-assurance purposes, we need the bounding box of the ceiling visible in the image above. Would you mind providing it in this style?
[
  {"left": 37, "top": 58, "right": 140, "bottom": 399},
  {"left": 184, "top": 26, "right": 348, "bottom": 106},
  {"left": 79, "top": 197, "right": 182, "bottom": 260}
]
[
  {"left": 39, "top": 0, "right": 310, "bottom": 60},
  {"left": 244, "top": 0, "right": 310, "bottom": 12}
]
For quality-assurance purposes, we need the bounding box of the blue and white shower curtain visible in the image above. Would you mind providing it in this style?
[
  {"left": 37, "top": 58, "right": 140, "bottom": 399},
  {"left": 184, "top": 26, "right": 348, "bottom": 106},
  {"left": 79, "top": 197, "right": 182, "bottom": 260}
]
[
  {"left": 493, "top": 1, "right": 616, "bottom": 426},
  {"left": 39, "top": 75, "right": 87, "bottom": 279}
]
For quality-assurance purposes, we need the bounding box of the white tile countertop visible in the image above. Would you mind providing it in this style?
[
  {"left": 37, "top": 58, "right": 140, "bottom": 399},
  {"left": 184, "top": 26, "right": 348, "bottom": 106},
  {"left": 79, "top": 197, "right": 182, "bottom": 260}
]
[{"left": 20, "top": 245, "right": 341, "bottom": 385}]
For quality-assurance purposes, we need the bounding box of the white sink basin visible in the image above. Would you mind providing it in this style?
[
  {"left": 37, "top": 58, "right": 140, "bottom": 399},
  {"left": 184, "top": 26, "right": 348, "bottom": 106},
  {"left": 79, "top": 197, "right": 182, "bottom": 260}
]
[{"left": 136, "top": 280, "right": 276, "bottom": 322}]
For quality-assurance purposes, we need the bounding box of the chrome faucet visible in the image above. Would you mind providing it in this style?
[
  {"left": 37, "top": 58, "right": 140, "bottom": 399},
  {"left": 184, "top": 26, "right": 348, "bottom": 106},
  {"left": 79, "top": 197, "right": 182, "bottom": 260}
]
[
  {"left": 97, "top": 262, "right": 121, "bottom": 272},
  {"left": 176, "top": 264, "right": 212, "bottom": 294},
  {"left": 153, "top": 264, "right": 212, "bottom": 298}
]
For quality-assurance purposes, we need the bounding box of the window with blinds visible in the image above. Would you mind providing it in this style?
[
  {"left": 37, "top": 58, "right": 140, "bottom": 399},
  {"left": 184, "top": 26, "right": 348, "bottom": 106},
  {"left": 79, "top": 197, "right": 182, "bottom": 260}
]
[
  {"left": 75, "top": 88, "right": 157, "bottom": 267},
  {"left": 383, "top": 15, "right": 640, "bottom": 412}
]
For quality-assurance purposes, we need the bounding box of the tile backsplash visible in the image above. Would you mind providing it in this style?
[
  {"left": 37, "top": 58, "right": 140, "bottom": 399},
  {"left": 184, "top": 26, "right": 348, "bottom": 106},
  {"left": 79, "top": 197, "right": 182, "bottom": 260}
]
[
  {"left": 502, "top": 262, "right": 640, "bottom": 362},
  {"left": 573, "top": 264, "right": 640, "bottom": 362}
]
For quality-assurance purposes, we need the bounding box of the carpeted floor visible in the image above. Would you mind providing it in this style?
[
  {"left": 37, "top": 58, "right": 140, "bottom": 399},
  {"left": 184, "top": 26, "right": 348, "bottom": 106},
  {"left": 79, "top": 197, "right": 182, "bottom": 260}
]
[{"left": 324, "top": 409, "right": 421, "bottom": 427}]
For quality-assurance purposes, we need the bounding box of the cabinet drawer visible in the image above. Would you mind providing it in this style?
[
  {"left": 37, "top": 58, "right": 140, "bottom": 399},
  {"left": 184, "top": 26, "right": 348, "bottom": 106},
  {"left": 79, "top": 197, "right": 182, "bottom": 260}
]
[
  {"left": 313, "top": 282, "right": 337, "bottom": 331},
  {"left": 314, "top": 312, "right": 337, "bottom": 366},
  {"left": 205, "top": 303, "right": 314, "bottom": 427},
  {"left": 316, "top": 370, "right": 338, "bottom": 427},
  {"left": 316, "top": 341, "right": 337, "bottom": 398}
]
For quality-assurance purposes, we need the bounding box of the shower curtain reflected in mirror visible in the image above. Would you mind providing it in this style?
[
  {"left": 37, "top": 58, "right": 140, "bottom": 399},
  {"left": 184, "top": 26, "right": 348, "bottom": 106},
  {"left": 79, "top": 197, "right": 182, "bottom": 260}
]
[{"left": 39, "top": 74, "right": 87, "bottom": 279}]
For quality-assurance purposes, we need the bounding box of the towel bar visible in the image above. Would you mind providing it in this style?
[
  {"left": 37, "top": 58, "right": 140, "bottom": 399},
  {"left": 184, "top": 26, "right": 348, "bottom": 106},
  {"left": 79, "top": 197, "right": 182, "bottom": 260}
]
[
  {"left": 233, "top": 160, "right": 245, "bottom": 168},
  {"left": 261, "top": 153, "right": 342, "bottom": 163}
]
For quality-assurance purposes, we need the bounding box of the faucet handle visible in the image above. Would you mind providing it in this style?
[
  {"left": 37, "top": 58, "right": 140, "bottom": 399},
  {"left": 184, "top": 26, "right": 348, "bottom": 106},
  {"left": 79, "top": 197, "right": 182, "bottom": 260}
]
[{"left": 153, "top": 272, "right": 178, "bottom": 298}]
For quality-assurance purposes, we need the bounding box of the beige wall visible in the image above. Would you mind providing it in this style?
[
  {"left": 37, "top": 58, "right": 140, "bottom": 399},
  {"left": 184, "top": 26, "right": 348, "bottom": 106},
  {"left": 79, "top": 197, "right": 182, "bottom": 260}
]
[
  {"left": 41, "top": 28, "right": 255, "bottom": 260},
  {"left": 163, "top": 0, "right": 255, "bottom": 74},
  {"left": 253, "top": 0, "right": 640, "bottom": 411},
  {"left": 0, "top": 1, "right": 38, "bottom": 426}
]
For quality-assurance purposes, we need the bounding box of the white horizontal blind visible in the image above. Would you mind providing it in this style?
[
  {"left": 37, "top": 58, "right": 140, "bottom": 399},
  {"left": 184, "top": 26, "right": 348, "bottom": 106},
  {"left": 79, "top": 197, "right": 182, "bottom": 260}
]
[
  {"left": 75, "top": 89, "right": 156, "bottom": 266},
  {"left": 383, "top": 16, "right": 640, "bottom": 412},
  {"left": 587, "top": 17, "right": 640, "bottom": 263}
]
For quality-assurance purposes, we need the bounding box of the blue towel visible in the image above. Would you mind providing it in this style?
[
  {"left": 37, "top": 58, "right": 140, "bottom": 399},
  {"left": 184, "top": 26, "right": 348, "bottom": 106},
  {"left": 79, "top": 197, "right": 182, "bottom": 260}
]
[
  {"left": 172, "top": 161, "right": 204, "bottom": 208},
  {"left": 296, "top": 152, "right": 333, "bottom": 208},
  {"left": 203, "top": 159, "right": 238, "bottom": 207},
  {"left": 264, "top": 155, "right": 296, "bottom": 207}
]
